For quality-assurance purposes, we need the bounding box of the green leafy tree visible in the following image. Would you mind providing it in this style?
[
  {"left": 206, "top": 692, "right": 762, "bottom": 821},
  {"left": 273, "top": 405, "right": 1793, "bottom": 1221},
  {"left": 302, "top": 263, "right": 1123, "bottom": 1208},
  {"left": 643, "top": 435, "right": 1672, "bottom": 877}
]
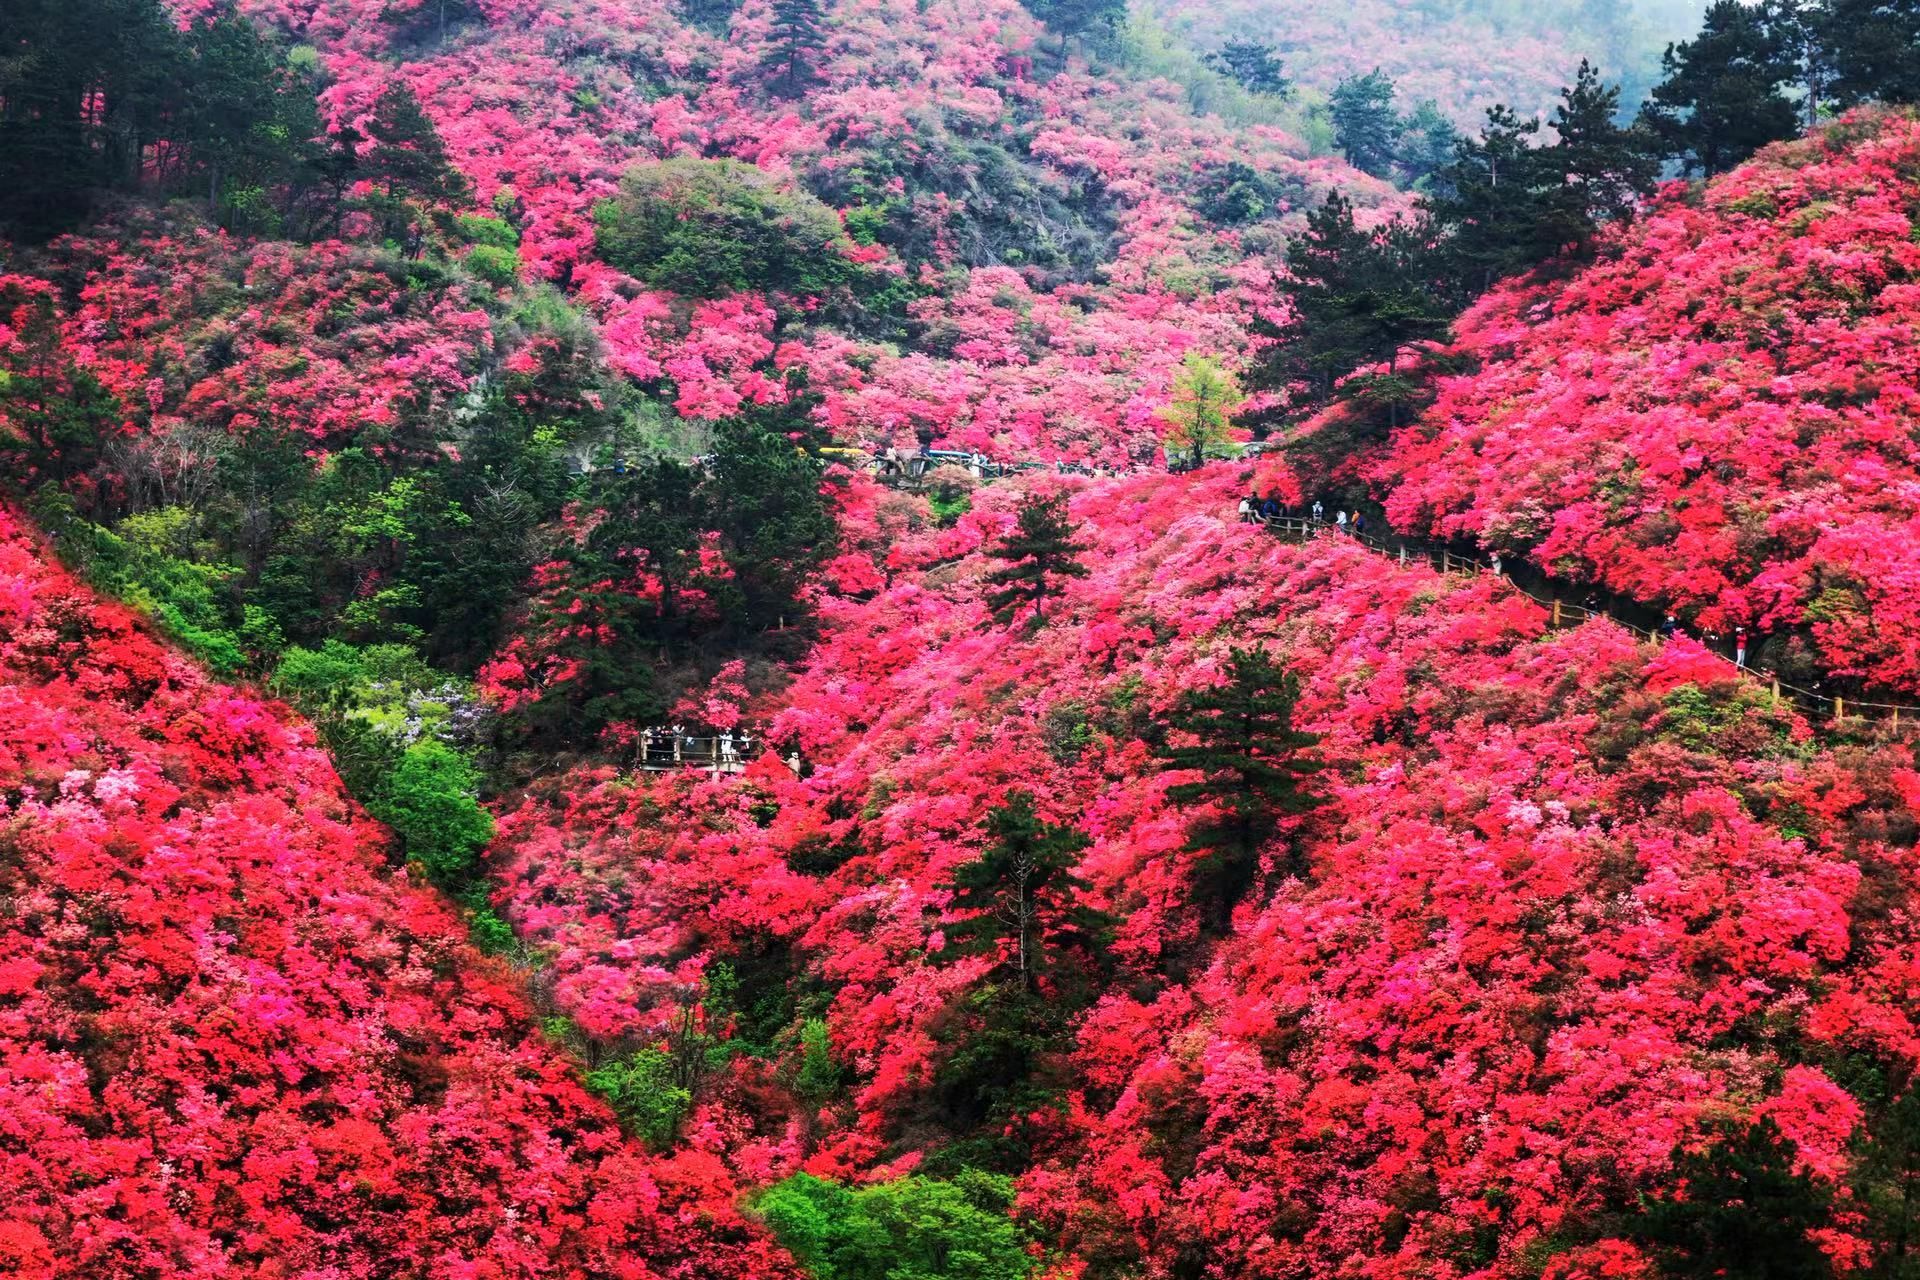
[
  {"left": 595, "top": 157, "right": 856, "bottom": 298},
  {"left": 1158, "top": 354, "right": 1240, "bottom": 468},
  {"left": 583, "top": 1049, "right": 693, "bottom": 1151},
  {"left": 1635, "top": 1116, "right": 1838, "bottom": 1279},
  {"left": 1154, "top": 646, "right": 1322, "bottom": 929},
  {"left": 368, "top": 738, "right": 495, "bottom": 883},
  {"left": 1638, "top": 0, "right": 1804, "bottom": 176},
  {"left": 755, "top": 1170, "right": 1033, "bottom": 1280},
  {"left": 982, "top": 493, "right": 1090, "bottom": 627},
  {"left": 0, "top": 0, "right": 342, "bottom": 239},
  {"left": 1206, "top": 38, "right": 1290, "bottom": 97},
  {"left": 1329, "top": 68, "right": 1403, "bottom": 178}
]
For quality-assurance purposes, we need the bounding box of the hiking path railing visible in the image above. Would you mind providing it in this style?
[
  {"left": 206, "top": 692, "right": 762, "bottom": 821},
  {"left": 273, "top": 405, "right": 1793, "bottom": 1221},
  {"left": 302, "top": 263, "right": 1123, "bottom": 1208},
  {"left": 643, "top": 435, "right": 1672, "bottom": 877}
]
[{"left": 1260, "top": 515, "right": 1920, "bottom": 732}]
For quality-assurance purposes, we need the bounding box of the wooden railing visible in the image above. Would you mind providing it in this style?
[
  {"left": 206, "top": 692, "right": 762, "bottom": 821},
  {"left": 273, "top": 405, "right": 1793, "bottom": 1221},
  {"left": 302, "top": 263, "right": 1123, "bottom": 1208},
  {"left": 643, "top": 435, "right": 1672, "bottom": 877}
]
[
  {"left": 631, "top": 729, "right": 790, "bottom": 774},
  {"left": 1259, "top": 516, "right": 1920, "bottom": 731}
]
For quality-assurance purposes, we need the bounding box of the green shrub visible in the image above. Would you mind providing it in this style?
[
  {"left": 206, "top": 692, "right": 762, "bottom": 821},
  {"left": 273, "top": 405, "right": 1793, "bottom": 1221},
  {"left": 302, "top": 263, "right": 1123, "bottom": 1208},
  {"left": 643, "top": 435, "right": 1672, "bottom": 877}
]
[
  {"left": 368, "top": 739, "right": 495, "bottom": 882},
  {"left": 754, "top": 1170, "right": 1032, "bottom": 1280},
  {"left": 271, "top": 639, "right": 368, "bottom": 708},
  {"left": 455, "top": 213, "right": 519, "bottom": 248},
  {"left": 795, "top": 1017, "right": 844, "bottom": 1101},
  {"left": 465, "top": 243, "right": 522, "bottom": 287},
  {"left": 594, "top": 157, "right": 858, "bottom": 298},
  {"left": 583, "top": 1048, "right": 691, "bottom": 1150},
  {"left": 82, "top": 509, "right": 248, "bottom": 673}
]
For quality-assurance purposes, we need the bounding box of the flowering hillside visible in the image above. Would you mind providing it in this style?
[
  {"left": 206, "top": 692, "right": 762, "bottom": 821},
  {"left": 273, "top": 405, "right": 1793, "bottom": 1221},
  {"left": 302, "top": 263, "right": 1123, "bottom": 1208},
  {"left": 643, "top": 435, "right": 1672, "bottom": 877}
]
[
  {"left": 0, "top": 504, "right": 791, "bottom": 1277},
  {"left": 146, "top": 0, "right": 1402, "bottom": 466},
  {"left": 1368, "top": 109, "right": 1920, "bottom": 695},
  {"left": 486, "top": 466, "right": 1920, "bottom": 1277},
  {"left": 11, "top": 0, "right": 1920, "bottom": 1275}
]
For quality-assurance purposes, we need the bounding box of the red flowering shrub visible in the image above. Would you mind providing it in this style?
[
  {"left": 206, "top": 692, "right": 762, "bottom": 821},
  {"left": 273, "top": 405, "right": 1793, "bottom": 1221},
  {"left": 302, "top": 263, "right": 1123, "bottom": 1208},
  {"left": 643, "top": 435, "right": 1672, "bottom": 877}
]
[{"left": 9, "top": 213, "right": 492, "bottom": 452}]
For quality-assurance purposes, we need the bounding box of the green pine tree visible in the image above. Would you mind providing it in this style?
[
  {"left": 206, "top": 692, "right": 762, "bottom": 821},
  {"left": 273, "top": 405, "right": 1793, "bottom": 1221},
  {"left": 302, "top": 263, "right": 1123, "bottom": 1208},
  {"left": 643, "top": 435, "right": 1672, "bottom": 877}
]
[
  {"left": 1638, "top": 0, "right": 1804, "bottom": 176},
  {"left": 0, "top": 0, "right": 188, "bottom": 238},
  {"left": 1154, "top": 646, "right": 1322, "bottom": 930},
  {"left": 1206, "top": 38, "right": 1290, "bottom": 97},
  {"left": 706, "top": 401, "right": 839, "bottom": 634},
  {"left": 760, "top": 0, "right": 827, "bottom": 97},
  {"left": 982, "top": 493, "right": 1090, "bottom": 628},
  {"left": 180, "top": 15, "right": 284, "bottom": 218},
  {"left": 1425, "top": 63, "right": 1660, "bottom": 287},
  {"left": 1026, "top": 0, "right": 1127, "bottom": 70},
  {"left": 1533, "top": 60, "right": 1663, "bottom": 258},
  {"left": 1395, "top": 99, "right": 1461, "bottom": 190},
  {"left": 1423, "top": 104, "right": 1548, "bottom": 293},
  {"left": 1329, "top": 68, "right": 1404, "bottom": 178},
  {"left": 1816, "top": 0, "right": 1920, "bottom": 107},
  {"left": 1636, "top": 1116, "right": 1838, "bottom": 1279},
  {"left": 1856, "top": 1084, "right": 1920, "bottom": 1276},
  {"left": 1247, "top": 191, "right": 1456, "bottom": 442},
  {"left": 360, "top": 81, "right": 467, "bottom": 236},
  {"left": 945, "top": 793, "right": 1107, "bottom": 992}
]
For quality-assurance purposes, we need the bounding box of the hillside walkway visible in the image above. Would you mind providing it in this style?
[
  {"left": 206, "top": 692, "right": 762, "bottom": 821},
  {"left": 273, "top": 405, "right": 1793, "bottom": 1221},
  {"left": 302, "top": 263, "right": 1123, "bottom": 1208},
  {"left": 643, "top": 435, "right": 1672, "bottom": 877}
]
[
  {"left": 629, "top": 726, "right": 794, "bottom": 775},
  {"left": 1261, "top": 514, "right": 1920, "bottom": 731}
]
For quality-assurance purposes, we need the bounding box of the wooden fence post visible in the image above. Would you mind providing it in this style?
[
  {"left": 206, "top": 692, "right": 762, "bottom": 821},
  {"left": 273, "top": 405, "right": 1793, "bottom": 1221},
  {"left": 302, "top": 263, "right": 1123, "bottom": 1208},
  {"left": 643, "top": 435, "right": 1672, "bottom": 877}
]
[
  {"left": 1834, "top": 695, "right": 1846, "bottom": 722},
  {"left": 1771, "top": 679, "right": 1781, "bottom": 705},
  {"left": 1551, "top": 599, "right": 1562, "bottom": 627}
]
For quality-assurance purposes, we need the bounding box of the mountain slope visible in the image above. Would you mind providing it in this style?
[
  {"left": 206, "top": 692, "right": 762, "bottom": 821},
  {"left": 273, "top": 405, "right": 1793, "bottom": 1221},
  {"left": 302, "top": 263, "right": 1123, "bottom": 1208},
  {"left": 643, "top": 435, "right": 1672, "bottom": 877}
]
[
  {"left": 485, "top": 466, "right": 1920, "bottom": 1277},
  {"left": 0, "top": 504, "right": 790, "bottom": 1278},
  {"left": 163, "top": 0, "right": 1402, "bottom": 465},
  {"left": 1364, "top": 109, "right": 1920, "bottom": 694}
]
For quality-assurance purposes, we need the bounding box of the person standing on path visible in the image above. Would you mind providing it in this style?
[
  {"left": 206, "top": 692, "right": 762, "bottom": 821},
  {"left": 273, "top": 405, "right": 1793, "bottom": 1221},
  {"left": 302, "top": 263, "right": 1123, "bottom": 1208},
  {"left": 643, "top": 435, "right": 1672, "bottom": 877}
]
[
  {"left": 1312, "top": 500, "right": 1324, "bottom": 524},
  {"left": 1735, "top": 626, "right": 1749, "bottom": 668}
]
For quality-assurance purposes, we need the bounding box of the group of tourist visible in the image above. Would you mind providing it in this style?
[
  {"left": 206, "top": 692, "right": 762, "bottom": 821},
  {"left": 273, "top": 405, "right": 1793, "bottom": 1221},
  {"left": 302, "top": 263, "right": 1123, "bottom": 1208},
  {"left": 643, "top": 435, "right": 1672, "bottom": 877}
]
[
  {"left": 1237, "top": 495, "right": 1371, "bottom": 538},
  {"left": 637, "top": 725, "right": 756, "bottom": 768}
]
